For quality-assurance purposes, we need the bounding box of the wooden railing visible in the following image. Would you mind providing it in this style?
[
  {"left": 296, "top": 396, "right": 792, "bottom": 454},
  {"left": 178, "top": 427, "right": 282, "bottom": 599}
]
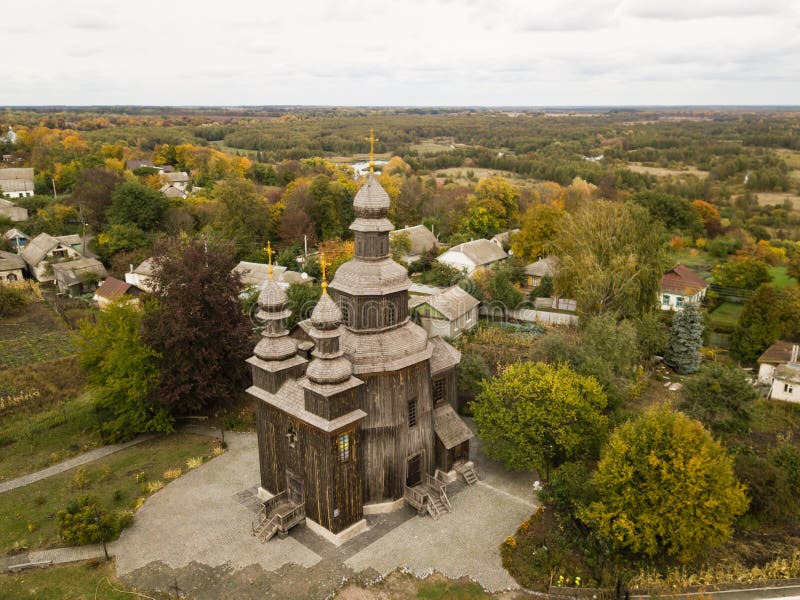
[
  {"left": 424, "top": 473, "right": 451, "bottom": 512},
  {"left": 279, "top": 503, "right": 305, "bottom": 528},
  {"left": 263, "top": 490, "right": 287, "bottom": 514},
  {"left": 403, "top": 485, "right": 428, "bottom": 510}
]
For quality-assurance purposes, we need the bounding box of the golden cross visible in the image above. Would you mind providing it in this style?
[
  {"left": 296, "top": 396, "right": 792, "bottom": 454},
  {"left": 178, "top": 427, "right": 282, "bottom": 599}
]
[
  {"left": 365, "top": 128, "right": 379, "bottom": 173},
  {"left": 265, "top": 241, "right": 274, "bottom": 280},
  {"left": 320, "top": 252, "right": 328, "bottom": 294}
]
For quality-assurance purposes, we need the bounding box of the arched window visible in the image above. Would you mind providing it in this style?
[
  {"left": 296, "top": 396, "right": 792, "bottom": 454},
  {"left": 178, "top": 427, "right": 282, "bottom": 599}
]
[
  {"left": 386, "top": 301, "right": 396, "bottom": 326},
  {"left": 340, "top": 301, "right": 350, "bottom": 326}
]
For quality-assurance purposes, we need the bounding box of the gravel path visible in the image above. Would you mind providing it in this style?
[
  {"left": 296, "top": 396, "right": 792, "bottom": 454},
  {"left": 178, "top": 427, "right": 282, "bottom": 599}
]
[{"left": 0, "top": 434, "right": 157, "bottom": 494}]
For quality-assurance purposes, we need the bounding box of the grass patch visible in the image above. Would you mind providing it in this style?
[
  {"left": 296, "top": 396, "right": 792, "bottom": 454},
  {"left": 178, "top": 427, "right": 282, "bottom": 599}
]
[
  {"left": 0, "top": 302, "right": 76, "bottom": 369},
  {"left": 417, "top": 578, "right": 490, "bottom": 599},
  {"left": 0, "top": 559, "right": 138, "bottom": 599},
  {"left": 0, "top": 355, "right": 86, "bottom": 418},
  {"left": 0, "top": 393, "right": 101, "bottom": 483},
  {"left": 0, "top": 433, "right": 217, "bottom": 555},
  {"left": 769, "top": 266, "right": 797, "bottom": 290},
  {"left": 709, "top": 302, "right": 744, "bottom": 331}
]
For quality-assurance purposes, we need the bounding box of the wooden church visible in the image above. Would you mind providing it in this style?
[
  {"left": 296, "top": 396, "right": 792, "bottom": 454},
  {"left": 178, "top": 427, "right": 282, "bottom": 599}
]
[{"left": 248, "top": 143, "right": 475, "bottom": 544}]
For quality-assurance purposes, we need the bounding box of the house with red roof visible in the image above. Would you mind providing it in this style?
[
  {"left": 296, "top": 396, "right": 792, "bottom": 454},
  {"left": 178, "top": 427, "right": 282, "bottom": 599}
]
[
  {"left": 659, "top": 264, "right": 708, "bottom": 311},
  {"left": 93, "top": 276, "right": 141, "bottom": 309}
]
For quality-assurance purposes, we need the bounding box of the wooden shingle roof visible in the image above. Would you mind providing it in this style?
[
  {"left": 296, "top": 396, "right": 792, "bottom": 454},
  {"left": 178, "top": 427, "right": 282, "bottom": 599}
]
[
  {"left": 0, "top": 250, "right": 25, "bottom": 271},
  {"left": 429, "top": 336, "right": 461, "bottom": 375},
  {"left": 433, "top": 404, "right": 474, "bottom": 449},
  {"left": 414, "top": 285, "right": 479, "bottom": 321},
  {"left": 390, "top": 225, "right": 437, "bottom": 256}
]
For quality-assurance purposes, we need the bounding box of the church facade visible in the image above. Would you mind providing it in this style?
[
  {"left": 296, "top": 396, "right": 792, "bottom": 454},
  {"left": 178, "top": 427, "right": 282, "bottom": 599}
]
[{"left": 247, "top": 170, "right": 473, "bottom": 542}]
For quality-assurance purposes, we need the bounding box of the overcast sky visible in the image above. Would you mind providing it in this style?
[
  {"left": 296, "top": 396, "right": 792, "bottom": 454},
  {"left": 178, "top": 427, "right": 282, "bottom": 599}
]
[{"left": 3, "top": 0, "right": 799, "bottom": 106}]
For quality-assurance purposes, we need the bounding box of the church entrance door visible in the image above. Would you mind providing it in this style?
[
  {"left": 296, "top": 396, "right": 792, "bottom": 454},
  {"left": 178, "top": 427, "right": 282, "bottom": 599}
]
[
  {"left": 406, "top": 454, "right": 421, "bottom": 488},
  {"left": 286, "top": 470, "right": 304, "bottom": 505}
]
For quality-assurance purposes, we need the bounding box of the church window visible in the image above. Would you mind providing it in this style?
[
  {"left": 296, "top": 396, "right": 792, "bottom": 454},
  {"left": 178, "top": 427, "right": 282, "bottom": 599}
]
[
  {"left": 338, "top": 433, "right": 350, "bottom": 462},
  {"left": 340, "top": 301, "right": 350, "bottom": 326},
  {"left": 433, "top": 379, "right": 445, "bottom": 406},
  {"left": 408, "top": 397, "right": 418, "bottom": 428},
  {"left": 286, "top": 426, "right": 297, "bottom": 449},
  {"left": 387, "top": 302, "right": 396, "bottom": 326}
]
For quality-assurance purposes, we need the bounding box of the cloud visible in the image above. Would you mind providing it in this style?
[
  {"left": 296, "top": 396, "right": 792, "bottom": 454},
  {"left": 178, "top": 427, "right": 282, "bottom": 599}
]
[
  {"left": 623, "top": 0, "right": 792, "bottom": 20},
  {"left": 69, "top": 15, "right": 117, "bottom": 30}
]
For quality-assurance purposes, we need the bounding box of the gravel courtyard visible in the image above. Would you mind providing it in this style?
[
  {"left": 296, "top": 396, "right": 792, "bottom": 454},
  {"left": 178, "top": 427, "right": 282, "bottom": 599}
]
[{"left": 113, "top": 426, "right": 538, "bottom": 599}]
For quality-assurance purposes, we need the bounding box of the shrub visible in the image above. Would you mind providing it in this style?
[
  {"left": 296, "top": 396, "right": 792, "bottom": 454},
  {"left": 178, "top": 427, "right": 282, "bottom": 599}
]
[
  {"left": 70, "top": 467, "right": 90, "bottom": 490},
  {"left": 0, "top": 285, "right": 27, "bottom": 317},
  {"left": 163, "top": 468, "right": 182, "bottom": 480},
  {"left": 186, "top": 456, "right": 204, "bottom": 470}
]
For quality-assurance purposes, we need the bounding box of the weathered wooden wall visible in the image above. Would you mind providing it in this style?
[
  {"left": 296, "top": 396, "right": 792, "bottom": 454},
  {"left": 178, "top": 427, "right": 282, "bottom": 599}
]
[
  {"left": 359, "top": 360, "right": 435, "bottom": 504},
  {"left": 334, "top": 292, "right": 408, "bottom": 329}
]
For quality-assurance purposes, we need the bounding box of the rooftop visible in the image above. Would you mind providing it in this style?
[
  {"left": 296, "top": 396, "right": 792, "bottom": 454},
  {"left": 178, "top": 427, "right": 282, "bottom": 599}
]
[
  {"left": 440, "top": 238, "right": 508, "bottom": 267},
  {"left": 660, "top": 264, "right": 708, "bottom": 296}
]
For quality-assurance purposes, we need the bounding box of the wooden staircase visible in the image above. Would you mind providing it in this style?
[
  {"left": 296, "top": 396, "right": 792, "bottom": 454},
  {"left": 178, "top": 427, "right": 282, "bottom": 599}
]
[
  {"left": 404, "top": 473, "right": 452, "bottom": 521},
  {"left": 253, "top": 514, "right": 279, "bottom": 542},
  {"left": 460, "top": 464, "right": 478, "bottom": 486}
]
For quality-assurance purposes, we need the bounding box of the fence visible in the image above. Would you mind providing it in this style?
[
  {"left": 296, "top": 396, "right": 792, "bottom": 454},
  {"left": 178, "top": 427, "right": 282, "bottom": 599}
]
[{"left": 709, "top": 284, "right": 754, "bottom": 304}]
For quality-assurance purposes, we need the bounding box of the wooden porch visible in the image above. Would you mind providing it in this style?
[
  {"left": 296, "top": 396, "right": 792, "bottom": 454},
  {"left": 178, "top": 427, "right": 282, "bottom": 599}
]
[
  {"left": 251, "top": 490, "right": 306, "bottom": 542},
  {"left": 403, "top": 472, "right": 452, "bottom": 520}
]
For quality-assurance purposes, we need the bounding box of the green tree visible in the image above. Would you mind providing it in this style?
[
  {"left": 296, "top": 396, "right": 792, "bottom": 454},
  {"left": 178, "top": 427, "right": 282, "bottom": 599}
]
[
  {"left": 143, "top": 238, "right": 251, "bottom": 415},
  {"left": 633, "top": 312, "right": 669, "bottom": 364},
  {"left": 510, "top": 203, "right": 563, "bottom": 264},
  {"left": 70, "top": 167, "right": 124, "bottom": 230},
  {"left": 212, "top": 178, "right": 277, "bottom": 259},
  {"left": 107, "top": 181, "right": 168, "bottom": 231},
  {"left": 473, "top": 362, "right": 608, "bottom": 480},
  {"left": 286, "top": 282, "right": 322, "bottom": 328},
  {"left": 681, "top": 362, "right": 758, "bottom": 434},
  {"left": 665, "top": 304, "right": 704, "bottom": 374},
  {"left": 712, "top": 256, "right": 771, "bottom": 290},
  {"left": 551, "top": 201, "right": 669, "bottom": 319},
  {"left": 57, "top": 496, "right": 126, "bottom": 558},
  {"left": 730, "top": 284, "right": 784, "bottom": 362},
  {"left": 633, "top": 191, "right": 703, "bottom": 235},
  {"left": 78, "top": 302, "right": 171, "bottom": 442},
  {"left": 95, "top": 223, "right": 148, "bottom": 262},
  {"left": 389, "top": 231, "right": 412, "bottom": 263},
  {"left": 583, "top": 405, "right": 748, "bottom": 563}
]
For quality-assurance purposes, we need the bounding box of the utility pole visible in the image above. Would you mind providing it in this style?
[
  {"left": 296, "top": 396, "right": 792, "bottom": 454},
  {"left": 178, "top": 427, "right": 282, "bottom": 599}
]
[{"left": 51, "top": 177, "right": 57, "bottom": 199}]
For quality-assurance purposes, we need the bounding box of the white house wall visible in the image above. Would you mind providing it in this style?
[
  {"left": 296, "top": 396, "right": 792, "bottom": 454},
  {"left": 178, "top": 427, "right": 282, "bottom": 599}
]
[
  {"left": 770, "top": 379, "right": 800, "bottom": 403},
  {"left": 758, "top": 363, "right": 777, "bottom": 385}
]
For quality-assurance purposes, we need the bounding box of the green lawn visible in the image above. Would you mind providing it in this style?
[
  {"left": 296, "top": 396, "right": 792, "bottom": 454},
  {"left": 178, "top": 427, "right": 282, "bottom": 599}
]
[
  {"left": 0, "top": 303, "right": 76, "bottom": 369},
  {"left": 769, "top": 266, "right": 797, "bottom": 290},
  {"left": 0, "top": 393, "right": 102, "bottom": 483},
  {"left": 0, "top": 433, "right": 218, "bottom": 555},
  {"left": 0, "top": 560, "right": 141, "bottom": 600},
  {"left": 709, "top": 302, "right": 744, "bottom": 330}
]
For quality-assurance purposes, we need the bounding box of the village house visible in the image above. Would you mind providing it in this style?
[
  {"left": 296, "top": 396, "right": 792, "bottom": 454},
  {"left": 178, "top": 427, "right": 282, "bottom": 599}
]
[
  {"left": 389, "top": 224, "right": 438, "bottom": 264},
  {"left": 0, "top": 168, "right": 35, "bottom": 200},
  {"left": 490, "top": 229, "right": 519, "bottom": 250},
  {"left": 409, "top": 285, "right": 479, "bottom": 339},
  {"left": 758, "top": 341, "right": 799, "bottom": 385},
  {"left": 3, "top": 228, "right": 29, "bottom": 251},
  {"left": 769, "top": 346, "right": 800, "bottom": 404},
  {"left": 162, "top": 171, "right": 190, "bottom": 191},
  {"left": 20, "top": 233, "right": 85, "bottom": 282},
  {"left": 0, "top": 251, "right": 25, "bottom": 282},
  {"left": 232, "top": 261, "right": 313, "bottom": 291},
  {"left": 93, "top": 276, "right": 140, "bottom": 309},
  {"left": 249, "top": 168, "right": 475, "bottom": 545},
  {"left": 0, "top": 198, "right": 28, "bottom": 221},
  {"left": 436, "top": 238, "right": 507, "bottom": 276},
  {"left": 125, "top": 160, "right": 174, "bottom": 173},
  {"left": 659, "top": 264, "right": 708, "bottom": 311},
  {"left": 523, "top": 256, "right": 556, "bottom": 290},
  {"left": 52, "top": 257, "right": 108, "bottom": 297},
  {"left": 124, "top": 258, "right": 156, "bottom": 293},
  {"left": 160, "top": 184, "right": 186, "bottom": 199}
]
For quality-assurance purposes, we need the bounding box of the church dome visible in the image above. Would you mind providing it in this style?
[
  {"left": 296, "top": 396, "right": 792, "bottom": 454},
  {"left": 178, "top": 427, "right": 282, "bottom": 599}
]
[
  {"left": 258, "top": 279, "right": 288, "bottom": 310},
  {"left": 353, "top": 173, "right": 390, "bottom": 217},
  {"left": 306, "top": 354, "right": 352, "bottom": 384},
  {"left": 310, "top": 292, "right": 341, "bottom": 330}
]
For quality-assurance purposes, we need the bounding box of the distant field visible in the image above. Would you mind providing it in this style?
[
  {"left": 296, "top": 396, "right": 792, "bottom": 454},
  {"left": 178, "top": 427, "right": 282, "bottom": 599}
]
[
  {"left": 769, "top": 266, "right": 797, "bottom": 289},
  {"left": 627, "top": 163, "right": 709, "bottom": 179},
  {"left": 434, "top": 167, "right": 529, "bottom": 185},
  {"left": 755, "top": 191, "right": 800, "bottom": 209},
  {"left": 776, "top": 149, "right": 800, "bottom": 170},
  {"left": 0, "top": 303, "right": 75, "bottom": 369}
]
